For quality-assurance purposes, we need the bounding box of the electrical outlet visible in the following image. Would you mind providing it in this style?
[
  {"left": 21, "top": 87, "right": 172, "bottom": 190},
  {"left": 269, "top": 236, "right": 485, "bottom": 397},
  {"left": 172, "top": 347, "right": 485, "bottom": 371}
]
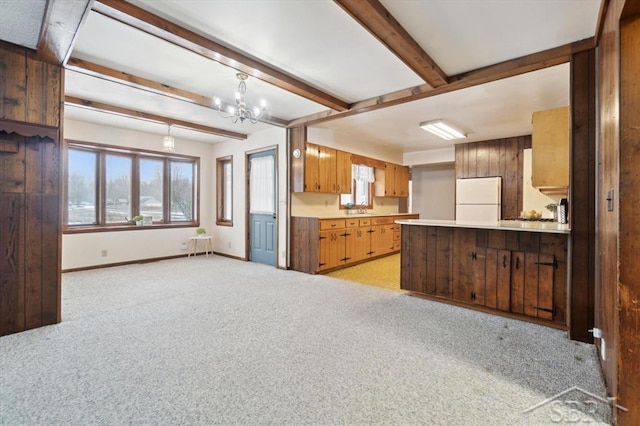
[
  {"left": 101, "top": 249, "right": 108, "bottom": 257},
  {"left": 180, "top": 242, "right": 188, "bottom": 251}
]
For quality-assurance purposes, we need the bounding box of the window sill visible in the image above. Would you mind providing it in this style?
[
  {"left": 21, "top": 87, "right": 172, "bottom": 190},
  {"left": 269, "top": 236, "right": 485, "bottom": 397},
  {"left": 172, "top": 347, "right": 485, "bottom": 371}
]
[
  {"left": 63, "top": 222, "right": 199, "bottom": 234},
  {"left": 216, "top": 221, "right": 233, "bottom": 227}
]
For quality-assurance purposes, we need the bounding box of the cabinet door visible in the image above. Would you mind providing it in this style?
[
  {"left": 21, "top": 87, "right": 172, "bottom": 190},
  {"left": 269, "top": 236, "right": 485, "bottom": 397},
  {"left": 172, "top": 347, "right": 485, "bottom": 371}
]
[
  {"left": 473, "top": 248, "right": 487, "bottom": 305},
  {"left": 395, "top": 166, "right": 409, "bottom": 197},
  {"left": 304, "top": 143, "right": 320, "bottom": 192},
  {"left": 352, "top": 227, "right": 371, "bottom": 262},
  {"left": 341, "top": 229, "right": 355, "bottom": 265},
  {"left": 473, "top": 248, "right": 511, "bottom": 310},
  {"left": 336, "top": 150, "right": 352, "bottom": 194},
  {"left": 318, "top": 146, "right": 337, "bottom": 193},
  {"left": 318, "top": 230, "right": 343, "bottom": 271},
  {"left": 370, "top": 224, "right": 394, "bottom": 257},
  {"left": 510, "top": 251, "right": 525, "bottom": 314},
  {"left": 532, "top": 106, "right": 570, "bottom": 192},
  {"left": 385, "top": 163, "right": 397, "bottom": 196},
  {"left": 496, "top": 250, "right": 512, "bottom": 312}
]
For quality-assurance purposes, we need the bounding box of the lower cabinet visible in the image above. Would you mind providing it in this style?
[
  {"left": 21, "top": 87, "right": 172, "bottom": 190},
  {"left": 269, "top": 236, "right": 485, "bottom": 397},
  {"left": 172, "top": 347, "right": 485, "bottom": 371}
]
[
  {"left": 291, "top": 214, "right": 418, "bottom": 274},
  {"left": 401, "top": 226, "right": 567, "bottom": 327}
]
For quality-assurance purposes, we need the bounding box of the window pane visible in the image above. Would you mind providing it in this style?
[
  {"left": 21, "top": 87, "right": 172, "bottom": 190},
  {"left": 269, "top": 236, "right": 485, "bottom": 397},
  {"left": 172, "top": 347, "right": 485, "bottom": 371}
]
[
  {"left": 140, "top": 158, "right": 164, "bottom": 222},
  {"left": 171, "top": 161, "right": 194, "bottom": 221},
  {"left": 67, "top": 149, "right": 97, "bottom": 225},
  {"left": 105, "top": 154, "right": 132, "bottom": 223},
  {"left": 222, "top": 161, "right": 232, "bottom": 221}
]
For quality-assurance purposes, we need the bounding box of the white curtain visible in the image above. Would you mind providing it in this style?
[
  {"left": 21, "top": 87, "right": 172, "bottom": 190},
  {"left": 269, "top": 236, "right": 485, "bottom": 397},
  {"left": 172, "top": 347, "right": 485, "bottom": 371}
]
[
  {"left": 352, "top": 164, "right": 375, "bottom": 183},
  {"left": 250, "top": 155, "right": 275, "bottom": 214}
]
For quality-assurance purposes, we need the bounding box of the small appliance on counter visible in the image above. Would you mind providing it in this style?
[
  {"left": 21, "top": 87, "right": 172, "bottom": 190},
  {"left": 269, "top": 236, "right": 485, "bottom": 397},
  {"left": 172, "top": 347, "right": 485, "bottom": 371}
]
[{"left": 558, "top": 198, "right": 568, "bottom": 224}]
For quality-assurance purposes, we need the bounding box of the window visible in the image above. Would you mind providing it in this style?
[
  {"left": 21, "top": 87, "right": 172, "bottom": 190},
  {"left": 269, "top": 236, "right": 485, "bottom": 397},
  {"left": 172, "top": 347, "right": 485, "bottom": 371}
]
[
  {"left": 216, "top": 156, "right": 233, "bottom": 225},
  {"left": 340, "top": 164, "right": 374, "bottom": 209},
  {"left": 65, "top": 142, "right": 199, "bottom": 231}
]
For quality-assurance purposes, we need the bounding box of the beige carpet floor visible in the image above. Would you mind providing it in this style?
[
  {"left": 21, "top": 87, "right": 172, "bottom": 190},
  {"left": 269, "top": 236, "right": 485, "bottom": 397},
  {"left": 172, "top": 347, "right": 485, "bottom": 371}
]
[{"left": 326, "top": 253, "right": 402, "bottom": 292}]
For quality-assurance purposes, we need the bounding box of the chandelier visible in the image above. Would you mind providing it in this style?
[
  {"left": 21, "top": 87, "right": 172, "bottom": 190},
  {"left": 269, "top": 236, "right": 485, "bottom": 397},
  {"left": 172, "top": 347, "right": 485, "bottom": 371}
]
[
  {"left": 162, "top": 123, "right": 175, "bottom": 152},
  {"left": 214, "top": 72, "right": 266, "bottom": 124}
]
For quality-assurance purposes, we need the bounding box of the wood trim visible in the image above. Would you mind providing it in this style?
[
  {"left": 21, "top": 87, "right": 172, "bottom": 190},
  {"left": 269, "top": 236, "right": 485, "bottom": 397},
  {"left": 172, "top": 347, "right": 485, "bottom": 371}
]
[
  {"left": 334, "top": 0, "right": 448, "bottom": 88},
  {"left": 65, "top": 59, "right": 288, "bottom": 127},
  {"left": 288, "top": 37, "right": 595, "bottom": 127},
  {"left": 0, "top": 118, "right": 58, "bottom": 140},
  {"left": 64, "top": 95, "right": 247, "bottom": 140},
  {"left": 93, "top": 0, "right": 349, "bottom": 112},
  {"left": 36, "top": 0, "right": 92, "bottom": 65}
]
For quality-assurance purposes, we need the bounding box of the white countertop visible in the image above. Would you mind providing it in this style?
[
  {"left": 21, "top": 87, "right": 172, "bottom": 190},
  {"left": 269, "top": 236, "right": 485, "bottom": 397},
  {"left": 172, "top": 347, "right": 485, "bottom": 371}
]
[
  {"left": 395, "top": 219, "right": 571, "bottom": 234},
  {"left": 293, "top": 213, "right": 419, "bottom": 220}
]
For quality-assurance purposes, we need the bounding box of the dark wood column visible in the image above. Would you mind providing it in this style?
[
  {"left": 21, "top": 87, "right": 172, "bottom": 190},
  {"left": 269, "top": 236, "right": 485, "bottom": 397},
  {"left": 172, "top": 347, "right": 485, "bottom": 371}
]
[
  {"left": 0, "top": 42, "right": 63, "bottom": 336},
  {"left": 568, "top": 48, "right": 597, "bottom": 343}
]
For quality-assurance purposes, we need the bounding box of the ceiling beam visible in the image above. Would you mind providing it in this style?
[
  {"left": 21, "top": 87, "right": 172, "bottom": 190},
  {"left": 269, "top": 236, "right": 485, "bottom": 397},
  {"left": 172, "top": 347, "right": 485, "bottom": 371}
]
[
  {"left": 65, "top": 96, "right": 248, "bottom": 140},
  {"left": 288, "top": 37, "right": 595, "bottom": 127},
  {"left": 92, "top": 0, "right": 350, "bottom": 112},
  {"left": 334, "top": 0, "right": 448, "bottom": 88},
  {"left": 37, "top": 0, "right": 93, "bottom": 65},
  {"left": 65, "top": 58, "right": 288, "bottom": 127}
]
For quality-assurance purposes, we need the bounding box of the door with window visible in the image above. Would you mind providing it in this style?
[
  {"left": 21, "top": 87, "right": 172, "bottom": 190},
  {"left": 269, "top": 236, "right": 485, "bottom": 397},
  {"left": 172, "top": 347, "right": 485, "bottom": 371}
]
[{"left": 248, "top": 149, "right": 277, "bottom": 266}]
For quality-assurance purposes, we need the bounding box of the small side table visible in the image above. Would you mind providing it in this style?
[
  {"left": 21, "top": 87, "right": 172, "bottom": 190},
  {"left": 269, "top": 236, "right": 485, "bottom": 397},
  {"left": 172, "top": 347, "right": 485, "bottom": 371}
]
[{"left": 188, "top": 235, "right": 213, "bottom": 257}]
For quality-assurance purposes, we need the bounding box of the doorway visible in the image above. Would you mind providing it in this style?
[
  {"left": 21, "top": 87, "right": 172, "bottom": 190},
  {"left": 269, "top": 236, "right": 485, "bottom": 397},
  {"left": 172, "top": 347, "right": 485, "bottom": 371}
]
[{"left": 247, "top": 148, "right": 277, "bottom": 266}]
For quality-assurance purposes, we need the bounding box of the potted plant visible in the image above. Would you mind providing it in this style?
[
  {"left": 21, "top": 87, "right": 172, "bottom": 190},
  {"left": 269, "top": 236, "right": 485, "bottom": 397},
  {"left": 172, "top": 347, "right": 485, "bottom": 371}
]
[
  {"left": 196, "top": 227, "right": 206, "bottom": 235},
  {"left": 545, "top": 203, "right": 558, "bottom": 221},
  {"left": 132, "top": 215, "right": 143, "bottom": 226}
]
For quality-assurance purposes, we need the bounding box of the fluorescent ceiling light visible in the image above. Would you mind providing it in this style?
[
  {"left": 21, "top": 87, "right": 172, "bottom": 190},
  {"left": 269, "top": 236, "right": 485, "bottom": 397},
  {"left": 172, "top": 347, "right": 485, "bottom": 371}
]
[{"left": 419, "top": 120, "right": 467, "bottom": 140}]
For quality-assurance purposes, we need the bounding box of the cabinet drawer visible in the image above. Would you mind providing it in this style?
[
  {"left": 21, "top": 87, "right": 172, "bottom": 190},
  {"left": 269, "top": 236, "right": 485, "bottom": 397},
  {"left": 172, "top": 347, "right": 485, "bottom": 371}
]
[
  {"left": 393, "top": 231, "right": 401, "bottom": 241},
  {"left": 393, "top": 241, "right": 401, "bottom": 251},
  {"left": 345, "top": 219, "right": 360, "bottom": 228},
  {"left": 319, "top": 219, "right": 345, "bottom": 230},
  {"left": 359, "top": 218, "right": 371, "bottom": 226},
  {"left": 372, "top": 217, "right": 393, "bottom": 225}
]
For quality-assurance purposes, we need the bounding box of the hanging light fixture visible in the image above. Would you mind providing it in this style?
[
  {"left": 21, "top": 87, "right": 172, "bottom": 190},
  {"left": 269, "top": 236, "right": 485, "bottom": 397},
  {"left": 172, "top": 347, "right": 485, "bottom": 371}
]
[
  {"left": 162, "top": 123, "right": 175, "bottom": 152},
  {"left": 214, "top": 72, "right": 266, "bottom": 124}
]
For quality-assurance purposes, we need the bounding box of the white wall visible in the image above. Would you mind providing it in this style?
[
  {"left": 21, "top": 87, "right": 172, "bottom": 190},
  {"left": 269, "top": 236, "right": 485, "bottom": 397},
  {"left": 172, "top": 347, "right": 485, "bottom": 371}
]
[
  {"left": 410, "top": 164, "right": 456, "bottom": 220},
  {"left": 62, "top": 119, "right": 215, "bottom": 270},
  {"left": 210, "top": 127, "right": 288, "bottom": 268}
]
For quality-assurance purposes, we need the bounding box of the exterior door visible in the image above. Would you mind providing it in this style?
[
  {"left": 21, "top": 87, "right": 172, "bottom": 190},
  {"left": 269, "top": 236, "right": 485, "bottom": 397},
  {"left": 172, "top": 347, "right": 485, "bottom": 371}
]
[{"left": 249, "top": 149, "right": 277, "bottom": 266}]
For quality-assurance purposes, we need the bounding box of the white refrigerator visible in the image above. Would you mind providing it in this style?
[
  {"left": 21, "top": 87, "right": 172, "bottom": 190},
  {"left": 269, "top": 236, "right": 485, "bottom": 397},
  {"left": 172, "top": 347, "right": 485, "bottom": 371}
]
[{"left": 455, "top": 177, "right": 502, "bottom": 223}]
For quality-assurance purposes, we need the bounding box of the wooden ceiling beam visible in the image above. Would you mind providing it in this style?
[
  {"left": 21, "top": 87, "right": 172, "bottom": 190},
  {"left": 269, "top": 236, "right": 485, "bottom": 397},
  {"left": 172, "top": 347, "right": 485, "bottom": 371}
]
[
  {"left": 335, "top": 0, "right": 448, "bottom": 88},
  {"left": 92, "top": 0, "right": 350, "bottom": 112},
  {"left": 65, "top": 96, "right": 248, "bottom": 140},
  {"left": 37, "top": 0, "right": 93, "bottom": 65},
  {"left": 288, "top": 37, "right": 595, "bottom": 127},
  {"left": 65, "top": 58, "right": 288, "bottom": 127}
]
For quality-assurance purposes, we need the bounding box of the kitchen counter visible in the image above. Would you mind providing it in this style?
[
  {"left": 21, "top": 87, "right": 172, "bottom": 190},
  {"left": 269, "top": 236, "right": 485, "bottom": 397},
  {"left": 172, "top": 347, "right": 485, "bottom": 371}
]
[
  {"left": 395, "top": 219, "right": 570, "bottom": 234},
  {"left": 293, "top": 212, "right": 419, "bottom": 220}
]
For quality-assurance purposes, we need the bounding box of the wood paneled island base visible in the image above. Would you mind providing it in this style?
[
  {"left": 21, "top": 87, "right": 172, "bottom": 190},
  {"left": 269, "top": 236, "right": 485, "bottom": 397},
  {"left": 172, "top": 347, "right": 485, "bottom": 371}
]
[{"left": 399, "top": 221, "right": 569, "bottom": 330}]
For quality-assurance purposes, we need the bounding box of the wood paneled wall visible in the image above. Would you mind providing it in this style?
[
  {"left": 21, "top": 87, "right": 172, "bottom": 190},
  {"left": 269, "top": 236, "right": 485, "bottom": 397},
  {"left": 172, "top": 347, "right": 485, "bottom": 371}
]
[
  {"left": 596, "top": 0, "right": 640, "bottom": 424},
  {"left": 0, "top": 42, "right": 63, "bottom": 336},
  {"left": 454, "top": 135, "right": 531, "bottom": 218},
  {"left": 618, "top": 6, "right": 640, "bottom": 424}
]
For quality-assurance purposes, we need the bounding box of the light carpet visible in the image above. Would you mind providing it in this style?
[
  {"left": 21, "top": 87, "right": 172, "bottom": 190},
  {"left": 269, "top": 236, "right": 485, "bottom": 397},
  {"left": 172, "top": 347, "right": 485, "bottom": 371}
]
[{"left": 0, "top": 255, "right": 610, "bottom": 425}]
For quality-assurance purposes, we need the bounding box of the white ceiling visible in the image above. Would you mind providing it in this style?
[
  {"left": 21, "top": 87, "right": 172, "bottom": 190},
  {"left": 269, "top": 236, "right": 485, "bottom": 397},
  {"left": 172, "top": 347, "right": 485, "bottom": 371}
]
[
  {"left": 0, "top": 0, "right": 46, "bottom": 49},
  {"left": 2, "top": 0, "right": 603, "bottom": 158}
]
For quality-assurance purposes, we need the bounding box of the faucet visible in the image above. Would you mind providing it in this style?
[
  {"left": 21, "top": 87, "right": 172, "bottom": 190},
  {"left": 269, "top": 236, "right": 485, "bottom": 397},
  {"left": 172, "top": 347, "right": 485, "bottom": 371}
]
[{"left": 358, "top": 203, "right": 367, "bottom": 214}]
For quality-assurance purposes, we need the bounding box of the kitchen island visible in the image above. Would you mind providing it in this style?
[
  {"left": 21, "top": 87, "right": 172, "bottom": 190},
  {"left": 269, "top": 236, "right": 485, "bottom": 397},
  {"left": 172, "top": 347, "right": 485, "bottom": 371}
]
[{"left": 396, "top": 219, "right": 570, "bottom": 328}]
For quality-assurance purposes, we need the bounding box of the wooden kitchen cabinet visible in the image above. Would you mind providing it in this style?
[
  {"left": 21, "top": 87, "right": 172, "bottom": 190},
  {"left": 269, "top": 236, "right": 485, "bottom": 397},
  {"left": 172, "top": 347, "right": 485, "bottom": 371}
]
[
  {"left": 290, "top": 214, "right": 417, "bottom": 274},
  {"left": 336, "top": 150, "right": 352, "bottom": 194},
  {"left": 532, "top": 106, "right": 570, "bottom": 194},
  {"left": 300, "top": 143, "right": 338, "bottom": 193},
  {"left": 375, "top": 162, "right": 409, "bottom": 197}
]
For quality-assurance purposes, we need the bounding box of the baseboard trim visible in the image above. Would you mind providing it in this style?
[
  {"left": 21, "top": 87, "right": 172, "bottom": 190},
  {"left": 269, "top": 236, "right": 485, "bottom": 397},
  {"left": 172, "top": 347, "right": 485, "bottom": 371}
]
[
  {"left": 212, "top": 251, "right": 246, "bottom": 261},
  {"left": 62, "top": 254, "right": 188, "bottom": 273}
]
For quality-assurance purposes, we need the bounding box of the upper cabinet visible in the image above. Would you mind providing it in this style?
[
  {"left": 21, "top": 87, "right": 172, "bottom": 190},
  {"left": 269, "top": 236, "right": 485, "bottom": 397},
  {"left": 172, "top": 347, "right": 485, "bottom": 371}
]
[
  {"left": 531, "top": 106, "right": 570, "bottom": 195},
  {"left": 291, "top": 140, "right": 407, "bottom": 197},
  {"left": 375, "top": 162, "right": 410, "bottom": 197},
  {"left": 293, "top": 142, "right": 348, "bottom": 194}
]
